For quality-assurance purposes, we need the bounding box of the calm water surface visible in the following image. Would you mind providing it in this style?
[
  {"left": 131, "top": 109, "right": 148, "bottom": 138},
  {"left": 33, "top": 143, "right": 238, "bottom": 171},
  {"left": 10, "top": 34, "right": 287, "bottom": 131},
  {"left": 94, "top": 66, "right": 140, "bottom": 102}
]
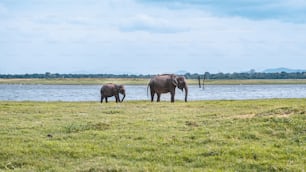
[{"left": 0, "top": 84, "right": 306, "bottom": 101}]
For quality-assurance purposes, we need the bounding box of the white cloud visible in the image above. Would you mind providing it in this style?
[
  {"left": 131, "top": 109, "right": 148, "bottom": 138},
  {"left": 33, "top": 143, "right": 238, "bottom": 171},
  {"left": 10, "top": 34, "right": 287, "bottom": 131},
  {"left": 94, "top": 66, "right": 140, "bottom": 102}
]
[
  {"left": 119, "top": 14, "right": 189, "bottom": 33},
  {"left": 1, "top": 0, "right": 306, "bottom": 74}
]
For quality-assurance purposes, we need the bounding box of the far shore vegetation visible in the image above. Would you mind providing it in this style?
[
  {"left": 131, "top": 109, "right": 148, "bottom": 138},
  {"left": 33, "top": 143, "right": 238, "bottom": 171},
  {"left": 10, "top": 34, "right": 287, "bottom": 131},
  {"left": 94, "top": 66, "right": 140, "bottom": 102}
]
[
  {"left": 1, "top": 72, "right": 306, "bottom": 85},
  {"left": 1, "top": 78, "right": 306, "bottom": 85}
]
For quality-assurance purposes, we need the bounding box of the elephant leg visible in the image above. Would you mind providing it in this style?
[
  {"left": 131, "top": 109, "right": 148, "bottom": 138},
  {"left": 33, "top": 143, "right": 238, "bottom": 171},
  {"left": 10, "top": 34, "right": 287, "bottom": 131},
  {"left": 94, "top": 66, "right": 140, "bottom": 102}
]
[
  {"left": 118, "top": 95, "right": 121, "bottom": 103},
  {"left": 170, "top": 90, "right": 175, "bottom": 103},
  {"left": 115, "top": 95, "right": 119, "bottom": 103},
  {"left": 150, "top": 89, "right": 155, "bottom": 102},
  {"left": 119, "top": 95, "right": 123, "bottom": 103},
  {"left": 157, "top": 93, "right": 161, "bottom": 102},
  {"left": 101, "top": 96, "right": 104, "bottom": 103},
  {"left": 105, "top": 97, "right": 108, "bottom": 103}
]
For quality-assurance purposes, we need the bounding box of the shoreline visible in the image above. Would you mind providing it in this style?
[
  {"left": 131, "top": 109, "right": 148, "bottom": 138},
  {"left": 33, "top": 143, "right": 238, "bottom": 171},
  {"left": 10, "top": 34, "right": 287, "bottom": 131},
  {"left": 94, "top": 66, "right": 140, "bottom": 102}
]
[{"left": 0, "top": 97, "right": 306, "bottom": 101}]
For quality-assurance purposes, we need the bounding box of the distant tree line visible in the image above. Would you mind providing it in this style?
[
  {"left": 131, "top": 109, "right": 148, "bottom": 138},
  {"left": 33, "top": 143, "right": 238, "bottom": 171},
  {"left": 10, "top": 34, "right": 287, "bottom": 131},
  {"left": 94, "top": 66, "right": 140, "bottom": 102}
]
[
  {"left": 0, "top": 72, "right": 153, "bottom": 79},
  {"left": 185, "top": 72, "right": 306, "bottom": 80},
  {"left": 1, "top": 72, "right": 306, "bottom": 79}
]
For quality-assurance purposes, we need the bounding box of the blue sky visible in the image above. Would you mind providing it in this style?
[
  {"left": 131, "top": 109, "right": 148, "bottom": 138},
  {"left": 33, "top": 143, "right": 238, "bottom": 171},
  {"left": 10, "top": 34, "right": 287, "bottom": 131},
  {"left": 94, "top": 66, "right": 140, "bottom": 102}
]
[{"left": 1, "top": 0, "right": 306, "bottom": 74}]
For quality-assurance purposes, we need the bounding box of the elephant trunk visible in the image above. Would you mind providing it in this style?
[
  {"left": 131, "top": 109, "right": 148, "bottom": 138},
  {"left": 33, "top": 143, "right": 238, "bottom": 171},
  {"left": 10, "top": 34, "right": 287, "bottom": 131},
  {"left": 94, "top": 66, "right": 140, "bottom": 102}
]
[
  {"left": 121, "top": 92, "right": 126, "bottom": 102},
  {"left": 184, "top": 85, "right": 188, "bottom": 102}
]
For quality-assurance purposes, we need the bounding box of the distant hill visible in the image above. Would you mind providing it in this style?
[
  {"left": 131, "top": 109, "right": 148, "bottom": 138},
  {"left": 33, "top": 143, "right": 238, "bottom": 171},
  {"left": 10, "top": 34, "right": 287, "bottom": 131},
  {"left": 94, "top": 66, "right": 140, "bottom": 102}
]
[{"left": 263, "top": 68, "right": 306, "bottom": 73}]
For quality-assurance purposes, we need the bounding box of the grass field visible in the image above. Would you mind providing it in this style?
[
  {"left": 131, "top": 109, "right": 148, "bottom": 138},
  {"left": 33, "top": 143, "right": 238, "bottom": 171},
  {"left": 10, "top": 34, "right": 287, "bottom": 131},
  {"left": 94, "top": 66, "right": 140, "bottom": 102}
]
[
  {"left": 1, "top": 78, "right": 306, "bottom": 85},
  {"left": 0, "top": 99, "right": 305, "bottom": 171}
]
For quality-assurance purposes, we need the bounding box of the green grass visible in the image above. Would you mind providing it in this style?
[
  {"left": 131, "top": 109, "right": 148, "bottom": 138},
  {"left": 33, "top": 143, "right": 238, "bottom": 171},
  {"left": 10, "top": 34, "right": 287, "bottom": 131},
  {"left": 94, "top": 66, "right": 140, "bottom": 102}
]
[
  {"left": 1, "top": 78, "right": 306, "bottom": 85},
  {"left": 0, "top": 100, "right": 305, "bottom": 171}
]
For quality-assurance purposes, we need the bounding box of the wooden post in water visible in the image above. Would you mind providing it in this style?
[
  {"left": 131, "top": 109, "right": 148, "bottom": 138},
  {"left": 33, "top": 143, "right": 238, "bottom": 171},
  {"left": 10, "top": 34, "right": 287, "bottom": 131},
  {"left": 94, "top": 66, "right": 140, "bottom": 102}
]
[
  {"left": 202, "top": 73, "right": 205, "bottom": 90},
  {"left": 198, "top": 76, "right": 201, "bottom": 88}
]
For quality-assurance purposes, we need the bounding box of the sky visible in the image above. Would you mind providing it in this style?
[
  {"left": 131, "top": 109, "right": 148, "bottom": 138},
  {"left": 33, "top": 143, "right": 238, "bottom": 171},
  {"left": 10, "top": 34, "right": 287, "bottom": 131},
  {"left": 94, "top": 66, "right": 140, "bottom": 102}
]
[{"left": 1, "top": 0, "right": 306, "bottom": 74}]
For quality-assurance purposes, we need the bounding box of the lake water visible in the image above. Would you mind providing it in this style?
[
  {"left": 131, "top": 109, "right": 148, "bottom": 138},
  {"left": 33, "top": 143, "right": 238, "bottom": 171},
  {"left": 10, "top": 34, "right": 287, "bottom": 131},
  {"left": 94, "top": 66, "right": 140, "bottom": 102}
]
[{"left": 0, "top": 84, "right": 306, "bottom": 102}]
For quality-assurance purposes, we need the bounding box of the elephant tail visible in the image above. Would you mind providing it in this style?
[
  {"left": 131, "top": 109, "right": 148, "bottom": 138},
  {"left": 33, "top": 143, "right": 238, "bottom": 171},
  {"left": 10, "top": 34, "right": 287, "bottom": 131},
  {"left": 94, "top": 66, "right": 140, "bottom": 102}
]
[
  {"left": 147, "top": 79, "right": 152, "bottom": 98},
  {"left": 147, "top": 83, "right": 149, "bottom": 98}
]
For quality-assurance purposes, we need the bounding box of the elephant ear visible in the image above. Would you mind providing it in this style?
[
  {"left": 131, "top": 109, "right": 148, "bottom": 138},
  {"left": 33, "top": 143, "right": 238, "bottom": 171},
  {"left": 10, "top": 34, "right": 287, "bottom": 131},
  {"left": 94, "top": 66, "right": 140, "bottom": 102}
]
[
  {"left": 177, "top": 76, "right": 186, "bottom": 89},
  {"left": 119, "top": 85, "right": 125, "bottom": 93},
  {"left": 172, "top": 79, "right": 177, "bottom": 86},
  {"left": 171, "top": 75, "right": 178, "bottom": 86},
  {"left": 114, "top": 85, "right": 120, "bottom": 92}
]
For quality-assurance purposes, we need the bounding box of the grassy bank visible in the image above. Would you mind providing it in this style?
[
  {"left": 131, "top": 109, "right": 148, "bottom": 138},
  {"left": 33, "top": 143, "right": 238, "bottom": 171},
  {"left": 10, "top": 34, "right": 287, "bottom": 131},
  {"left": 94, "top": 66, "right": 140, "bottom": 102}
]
[
  {"left": 0, "top": 78, "right": 147, "bottom": 85},
  {"left": 1, "top": 78, "right": 306, "bottom": 85},
  {"left": 0, "top": 99, "right": 305, "bottom": 171}
]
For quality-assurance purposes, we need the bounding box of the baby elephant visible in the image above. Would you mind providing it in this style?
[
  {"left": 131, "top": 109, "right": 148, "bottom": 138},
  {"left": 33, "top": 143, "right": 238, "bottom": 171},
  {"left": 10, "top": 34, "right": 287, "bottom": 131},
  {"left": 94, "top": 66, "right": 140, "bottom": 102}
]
[{"left": 100, "top": 83, "right": 126, "bottom": 103}]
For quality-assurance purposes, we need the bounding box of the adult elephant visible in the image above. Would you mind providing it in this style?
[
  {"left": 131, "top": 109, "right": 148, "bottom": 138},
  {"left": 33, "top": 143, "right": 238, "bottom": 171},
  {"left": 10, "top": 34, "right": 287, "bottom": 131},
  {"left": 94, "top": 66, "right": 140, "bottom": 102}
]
[
  {"left": 100, "top": 83, "right": 126, "bottom": 103},
  {"left": 148, "top": 74, "right": 188, "bottom": 102}
]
